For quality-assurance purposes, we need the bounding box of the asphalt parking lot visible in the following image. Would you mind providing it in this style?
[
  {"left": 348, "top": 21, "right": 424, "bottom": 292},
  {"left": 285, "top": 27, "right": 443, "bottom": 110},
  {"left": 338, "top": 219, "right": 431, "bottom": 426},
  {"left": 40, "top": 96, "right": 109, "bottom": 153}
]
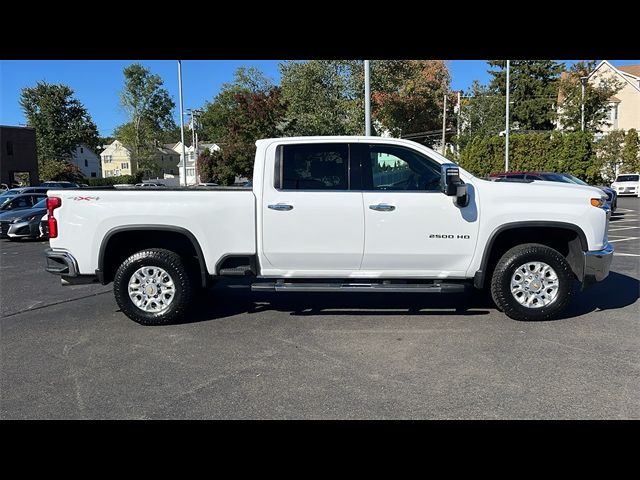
[{"left": 1, "top": 197, "right": 638, "bottom": 419}]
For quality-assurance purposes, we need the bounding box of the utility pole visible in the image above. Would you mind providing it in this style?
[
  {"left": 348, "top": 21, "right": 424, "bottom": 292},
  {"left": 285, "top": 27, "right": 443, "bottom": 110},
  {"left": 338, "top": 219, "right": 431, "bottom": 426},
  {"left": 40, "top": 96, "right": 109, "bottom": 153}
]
[
  {"left": 580, "top": 76, "right": 587, "bottom": 132},
  {"left": 189, "top": 109, "right": 196, "bottom": 186},
  {"left": 505, "top": 59, "right": 510, "bottom": 172},
  {"left": 364, "top": 60, "right": 371, "bottom": 136},
  {"left": 177, "top": 60, "right": 187, "bottom": 187},
  {"left": 442, "top": 93, "right": 447, "bottom": 155}
]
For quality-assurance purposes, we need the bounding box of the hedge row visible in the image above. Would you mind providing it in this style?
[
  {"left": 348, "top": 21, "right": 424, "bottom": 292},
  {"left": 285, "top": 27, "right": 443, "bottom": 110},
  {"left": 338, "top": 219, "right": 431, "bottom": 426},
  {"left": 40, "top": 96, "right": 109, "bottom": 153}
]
[
  {"left": 85, "top": 173, "right": 144, "bottom": 186},
  {"left": 458, "top": 132, "right": 603, "bottom": 183}
]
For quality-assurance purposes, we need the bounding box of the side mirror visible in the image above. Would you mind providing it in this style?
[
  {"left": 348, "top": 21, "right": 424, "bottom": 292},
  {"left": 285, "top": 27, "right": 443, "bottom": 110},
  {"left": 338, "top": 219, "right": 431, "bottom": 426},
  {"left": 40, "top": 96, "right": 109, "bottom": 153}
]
[
  {"left": 441, "top": 163, "right": 469, "bottom": 208},
  {"left": 440, "top": 163, "right": 461, "bottom": 196}
]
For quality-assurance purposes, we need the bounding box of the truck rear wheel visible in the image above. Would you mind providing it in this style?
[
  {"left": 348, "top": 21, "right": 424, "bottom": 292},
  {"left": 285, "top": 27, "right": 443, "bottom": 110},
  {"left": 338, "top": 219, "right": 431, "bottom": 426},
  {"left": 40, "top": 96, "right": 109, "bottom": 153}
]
[
  {"left": 490, "top": 243, "right": 574, "bottom": 321},
  {"left": 113, "top": 248, "right": 192, "bottom": 325}
]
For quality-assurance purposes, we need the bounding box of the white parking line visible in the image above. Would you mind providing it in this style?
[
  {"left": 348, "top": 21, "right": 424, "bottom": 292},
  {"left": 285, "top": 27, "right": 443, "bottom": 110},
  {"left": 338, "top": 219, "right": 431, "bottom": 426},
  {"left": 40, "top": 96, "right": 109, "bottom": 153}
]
[
  {"left": 609, "top": 226, "right": 640, "bottom": 231},
  {"left": 614, "top": 253, "right": 640, "bottom": 257},
  {"left": 609, "top": 237, "right": 640, "bottom": 243}
]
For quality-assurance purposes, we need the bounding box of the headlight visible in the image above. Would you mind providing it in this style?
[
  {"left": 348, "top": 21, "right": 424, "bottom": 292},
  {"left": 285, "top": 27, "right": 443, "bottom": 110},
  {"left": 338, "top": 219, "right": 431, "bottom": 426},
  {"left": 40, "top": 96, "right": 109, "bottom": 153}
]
[
  {"left": 12, "top": 215, "right": 38, "bottom": 223},
  {"left": 590, "top": 196, "right": 607, "bottom": 208}
]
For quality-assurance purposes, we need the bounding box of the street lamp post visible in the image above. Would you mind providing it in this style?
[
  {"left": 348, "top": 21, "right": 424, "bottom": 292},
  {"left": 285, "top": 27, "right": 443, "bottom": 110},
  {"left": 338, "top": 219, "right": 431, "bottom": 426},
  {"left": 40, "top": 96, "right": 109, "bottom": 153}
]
[
  {"left": 580, "top": 76, "right": 587, "bottom": 132},
  {"left": 177, "top": 60, "right": 187, "bottom": 187},
  {"left": 364, "top": 60, "right": 371, "bottom": 136}
]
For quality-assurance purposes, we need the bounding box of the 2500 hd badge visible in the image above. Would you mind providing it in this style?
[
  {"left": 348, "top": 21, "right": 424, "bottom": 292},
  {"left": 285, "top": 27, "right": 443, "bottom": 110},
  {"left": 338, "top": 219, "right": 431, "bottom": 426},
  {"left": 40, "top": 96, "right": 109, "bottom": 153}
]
[{"left": 429, "top": 234, "right": 471, "bottom": 239}]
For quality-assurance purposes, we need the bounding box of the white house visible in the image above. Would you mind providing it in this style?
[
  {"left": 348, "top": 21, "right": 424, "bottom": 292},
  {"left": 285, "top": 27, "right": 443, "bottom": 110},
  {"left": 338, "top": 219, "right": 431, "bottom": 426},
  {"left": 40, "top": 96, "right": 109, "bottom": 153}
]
[
  {"left": 557, "top": 60, "right": 640, "bottom": 134},
  {"left": 71, "top": 144, "right": 101, "bottom": 178},
  {"left": 165, "top": 141, "right": 220, "bottom": 186}
]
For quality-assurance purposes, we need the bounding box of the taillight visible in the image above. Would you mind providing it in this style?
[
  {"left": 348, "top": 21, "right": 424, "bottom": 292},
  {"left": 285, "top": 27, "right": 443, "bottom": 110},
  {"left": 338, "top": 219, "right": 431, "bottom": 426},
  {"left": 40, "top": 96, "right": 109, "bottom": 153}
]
[{"left": 47, "top": 197, "right": 62, "bottom": 238}]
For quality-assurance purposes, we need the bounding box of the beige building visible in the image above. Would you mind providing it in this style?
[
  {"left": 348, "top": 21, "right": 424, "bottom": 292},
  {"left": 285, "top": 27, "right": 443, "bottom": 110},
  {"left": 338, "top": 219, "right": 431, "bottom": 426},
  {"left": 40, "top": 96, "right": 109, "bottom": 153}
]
[
  {"left": 586, "top": 61, "right": 639, "bottom": 133},
  {"left": 101, "top": 140, "right": 180, "bottom": 178}
]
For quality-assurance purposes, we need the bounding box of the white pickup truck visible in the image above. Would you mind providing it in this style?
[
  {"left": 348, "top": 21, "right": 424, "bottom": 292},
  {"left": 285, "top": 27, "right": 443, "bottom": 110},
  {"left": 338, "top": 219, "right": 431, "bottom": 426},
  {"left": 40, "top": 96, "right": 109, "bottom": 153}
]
[{"left": 44, "top": 136, "right": 614, "bottom": 325}]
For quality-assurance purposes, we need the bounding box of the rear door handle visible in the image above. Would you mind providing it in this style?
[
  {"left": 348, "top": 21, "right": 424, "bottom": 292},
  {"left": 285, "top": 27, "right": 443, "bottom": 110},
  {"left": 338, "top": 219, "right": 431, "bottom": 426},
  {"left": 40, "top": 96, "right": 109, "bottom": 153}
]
[
  {"left": 268, "top": 203, "right": 294, "bottom": 211},
  {"left": 369, "top": 203, "right": 395, "bottom": 212}
]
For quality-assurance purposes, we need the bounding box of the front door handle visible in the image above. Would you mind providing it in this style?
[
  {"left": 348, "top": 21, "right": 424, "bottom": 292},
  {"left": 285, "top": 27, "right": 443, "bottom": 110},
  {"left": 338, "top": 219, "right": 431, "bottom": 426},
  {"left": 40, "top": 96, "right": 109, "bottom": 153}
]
[
  {"left": 268, "top": 203, "right": 294, "bottom": 211},
  {"left": 369, "top": 203, "right": 396, "bottom": 212}
]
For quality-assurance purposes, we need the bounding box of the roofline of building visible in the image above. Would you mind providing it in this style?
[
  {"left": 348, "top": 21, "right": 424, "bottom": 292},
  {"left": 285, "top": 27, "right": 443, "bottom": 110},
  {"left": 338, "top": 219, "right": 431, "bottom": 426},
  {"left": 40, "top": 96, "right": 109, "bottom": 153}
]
[
  {"left": 0, "top": 125, "right": 36, "bottom": 130},
  {"left": 590, "top": 60, "right": 640, "bottom": 94}
]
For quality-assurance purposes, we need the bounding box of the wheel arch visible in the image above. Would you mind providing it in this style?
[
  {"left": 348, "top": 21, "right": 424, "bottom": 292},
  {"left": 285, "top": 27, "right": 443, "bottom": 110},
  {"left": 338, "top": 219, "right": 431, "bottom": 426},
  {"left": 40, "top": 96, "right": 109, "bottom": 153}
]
[
  {"left": 474, "top": 221, "right": 588, "bottom": 289},
  {"left": 97, "top": 225, "right": 208, "bottom": 288}
]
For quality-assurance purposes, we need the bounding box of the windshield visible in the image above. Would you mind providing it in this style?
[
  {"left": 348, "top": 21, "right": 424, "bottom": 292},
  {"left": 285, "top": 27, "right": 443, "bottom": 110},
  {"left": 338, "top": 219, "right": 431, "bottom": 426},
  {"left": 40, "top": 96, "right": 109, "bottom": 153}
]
[
  {"left": 561, "top": 174, "right": 589, "bottom": 186},
  {"left": 538, "top": 173, "right": 574, "bottom": 183},
  {"left": 616, "top": 175, "right": 639, "bottom": 182}
]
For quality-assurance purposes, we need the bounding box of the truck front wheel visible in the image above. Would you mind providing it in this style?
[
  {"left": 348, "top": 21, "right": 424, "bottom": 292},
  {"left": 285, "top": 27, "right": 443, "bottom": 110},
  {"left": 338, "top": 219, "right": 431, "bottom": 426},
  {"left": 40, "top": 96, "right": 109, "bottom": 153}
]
[
  {"left": 490, "top": 243, "right": 574, "bottom": 321},
  {"left": 113, "top": 248, "right": 192, "bottom": 325}
]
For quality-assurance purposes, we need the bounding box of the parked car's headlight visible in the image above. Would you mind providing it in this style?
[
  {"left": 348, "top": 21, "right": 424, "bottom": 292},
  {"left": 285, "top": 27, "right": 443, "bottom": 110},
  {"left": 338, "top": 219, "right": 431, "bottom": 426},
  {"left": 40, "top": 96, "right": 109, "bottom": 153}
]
[{"left": 13, "top": 215, "right": 38, "bottom": 223}]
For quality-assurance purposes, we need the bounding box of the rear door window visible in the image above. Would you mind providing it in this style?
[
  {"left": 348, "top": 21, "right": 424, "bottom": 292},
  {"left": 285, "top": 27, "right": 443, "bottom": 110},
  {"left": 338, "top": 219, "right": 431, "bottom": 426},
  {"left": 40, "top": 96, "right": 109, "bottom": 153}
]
[{"left": 279, "top": 144, "right": 349, "bottom": 190}]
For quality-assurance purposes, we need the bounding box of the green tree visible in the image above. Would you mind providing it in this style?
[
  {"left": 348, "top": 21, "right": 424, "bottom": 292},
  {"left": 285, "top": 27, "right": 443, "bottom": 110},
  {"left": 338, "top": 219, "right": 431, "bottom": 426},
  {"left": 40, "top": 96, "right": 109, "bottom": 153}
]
[
  {"left": 19, "top": 81, "right": 99, "bottom": 180},
  {"left": 596, "top": 130, "right": 626, "bottom": 181},
  {"left": 199, "top": 67, "right": 287, "bottom": 184},
  {"left": 118, "top": 63, "right": 176, "bottom": 173},
  {"left": 279, "top": 60, "right": 363, "bottom": 136},
  {"left": 459, "top": 132, "right": 600, "bottom": 183},
  {"left": 621, "top": 128, "right": 639, "bottom": 173},
  {"left": 457, "top": 80, "right": 505, "bottom": 149},
  {"left": 196, "top": 148, "right": 234, "bottom": 185},
  {"left": 370, "top": 60, "right": 453, "bottom": 143},
  {"left": 557, "top": 61, "right": 624, "bottom": 132},
  {"left": 487, "top": 60, "right": 564, "bottom": 131}
]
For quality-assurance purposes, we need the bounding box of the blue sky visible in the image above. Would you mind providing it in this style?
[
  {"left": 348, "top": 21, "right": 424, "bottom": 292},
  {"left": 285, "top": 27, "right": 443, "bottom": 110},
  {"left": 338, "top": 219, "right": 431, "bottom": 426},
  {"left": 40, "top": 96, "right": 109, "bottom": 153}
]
[{"left": 1, "top": 60, "right": 637, "bottom": 137}]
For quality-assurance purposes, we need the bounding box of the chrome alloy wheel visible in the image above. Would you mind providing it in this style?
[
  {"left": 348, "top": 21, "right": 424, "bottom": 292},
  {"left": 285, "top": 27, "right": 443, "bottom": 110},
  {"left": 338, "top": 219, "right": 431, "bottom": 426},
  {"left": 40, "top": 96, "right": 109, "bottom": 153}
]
[
  {"left": 128, "top": 266, "right": 176, "bottom": 313},
  {"left": 510, "top": 261, "right": 560, "bottom": 308}
]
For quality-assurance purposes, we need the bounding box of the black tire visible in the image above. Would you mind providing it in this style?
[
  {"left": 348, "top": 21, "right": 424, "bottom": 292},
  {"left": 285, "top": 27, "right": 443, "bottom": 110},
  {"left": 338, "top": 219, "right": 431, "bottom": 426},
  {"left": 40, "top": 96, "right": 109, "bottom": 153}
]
[
  {"left": 490, "top": 243, "right": 574, "bottom": 321},
  {"left": 113, "top": 248, "right": 192, "bottom": 325}
]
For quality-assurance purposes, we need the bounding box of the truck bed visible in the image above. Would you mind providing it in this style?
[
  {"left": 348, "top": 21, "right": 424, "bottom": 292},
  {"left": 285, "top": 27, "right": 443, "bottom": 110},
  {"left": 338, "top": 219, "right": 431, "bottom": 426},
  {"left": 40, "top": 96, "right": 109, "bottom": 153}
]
[{"left": 47, "top": 188, "right": 257, "bottom": 277}]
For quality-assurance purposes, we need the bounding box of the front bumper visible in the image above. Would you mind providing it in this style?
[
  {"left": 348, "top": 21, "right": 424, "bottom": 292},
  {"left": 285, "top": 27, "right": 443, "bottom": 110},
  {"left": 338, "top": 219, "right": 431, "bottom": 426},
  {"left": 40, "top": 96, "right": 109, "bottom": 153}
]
[
  {"left": 583, "top": 243, "right": 614, "bottom": 288},
  {"left": 7, "top": 220, "right": 40, "bottom": 239},
  {"left": 615, "top": 186, "right": 639, "bottom": 196}
]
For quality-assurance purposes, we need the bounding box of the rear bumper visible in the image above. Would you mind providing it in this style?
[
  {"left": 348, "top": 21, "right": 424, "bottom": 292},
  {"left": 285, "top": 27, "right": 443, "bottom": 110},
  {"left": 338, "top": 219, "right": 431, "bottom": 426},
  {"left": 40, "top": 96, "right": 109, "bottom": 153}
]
[
  {"left": 45, "top": 248, "right": 99, "bottom": 285},
  {"left": 45, "top": 248, "right": 79, "bottom": 276},
  {"left": 583, "top": 243, "right": 614, "bottom": 288}
]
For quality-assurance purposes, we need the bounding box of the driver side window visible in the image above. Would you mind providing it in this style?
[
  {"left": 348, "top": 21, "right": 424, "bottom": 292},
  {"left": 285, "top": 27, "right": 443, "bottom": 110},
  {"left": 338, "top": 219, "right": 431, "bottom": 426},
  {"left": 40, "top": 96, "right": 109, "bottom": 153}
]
[{"left": 364, "top": 144, "right": 441, "bottom": 191}]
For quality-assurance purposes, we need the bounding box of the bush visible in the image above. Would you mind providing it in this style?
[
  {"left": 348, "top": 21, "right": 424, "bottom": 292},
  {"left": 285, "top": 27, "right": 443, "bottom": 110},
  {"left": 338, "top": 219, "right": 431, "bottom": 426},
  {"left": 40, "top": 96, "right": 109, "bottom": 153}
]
[
  {"left": 458, "top": 131, "right": 602, "bottom": 183},
  {"left": 39, "top": 159, "right": 85, "bottom": 183},
  {"left": 86, "top": 172, "right": 144, "bottom": 186}
]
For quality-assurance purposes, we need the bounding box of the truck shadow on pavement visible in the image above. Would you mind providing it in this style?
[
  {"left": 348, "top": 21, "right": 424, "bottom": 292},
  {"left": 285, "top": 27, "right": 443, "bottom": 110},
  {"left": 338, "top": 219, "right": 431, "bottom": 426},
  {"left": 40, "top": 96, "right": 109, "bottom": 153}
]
[
  {"left": 180, "top": 279, "right": 494, "bottom": 324},
  {"left": 557, "top": 271, "right": 640, "bottom": 320},
  {"left": 179, "top": 271, "right": 639, "bottom": 324}
]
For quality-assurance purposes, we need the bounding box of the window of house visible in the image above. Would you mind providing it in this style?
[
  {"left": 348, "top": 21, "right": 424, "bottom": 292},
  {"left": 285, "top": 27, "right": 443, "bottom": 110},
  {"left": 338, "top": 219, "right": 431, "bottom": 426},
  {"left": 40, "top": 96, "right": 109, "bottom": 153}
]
[
  {"left": 85, "top": 159, "right": 88, "bottom": 167},
  {"left": 80, "top": 147, "right": 84, "bottom": 153},
  {"left": 91, "top": 172, "right": 96, "bottom": 177},
  {"left": 6, "top": 141, "right": 14, "bottom": 156},
  {"left": 121, "top": 162, "right": 128, "bottom": 169},
  {"left": 279, "top": 143, "right": 349, "bottom": 190},
  {"left": 104, "top": 155, "right": 112, "bottom": 163}
]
